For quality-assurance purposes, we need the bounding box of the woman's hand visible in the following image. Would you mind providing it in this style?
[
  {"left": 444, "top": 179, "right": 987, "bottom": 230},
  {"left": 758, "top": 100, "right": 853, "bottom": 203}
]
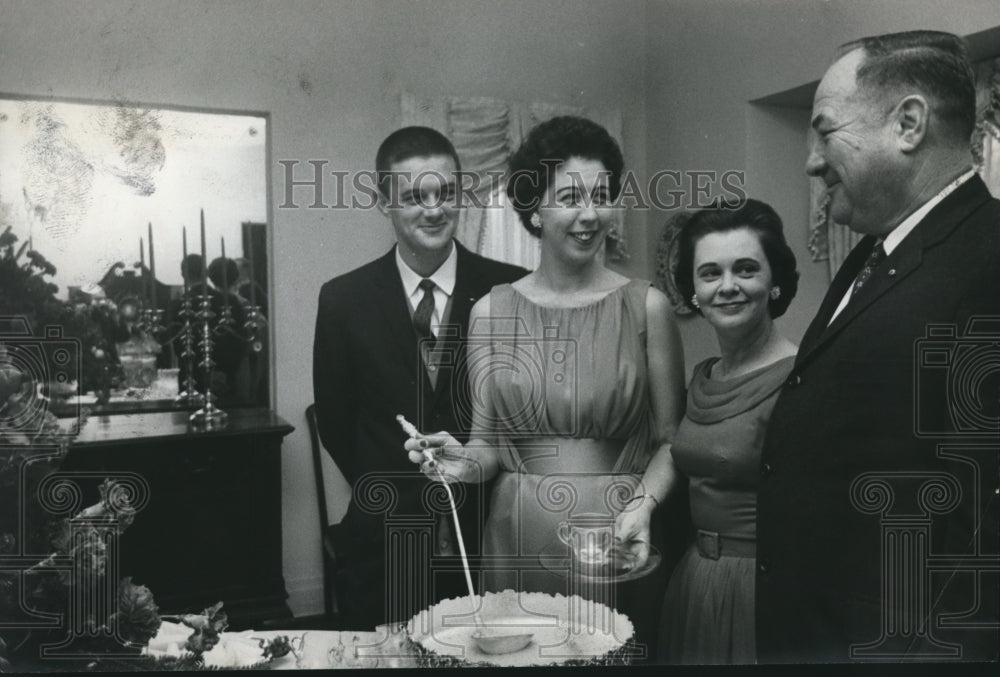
[
  {"left": 614, "top": 497, "right": 656, "bottom": 571},
  {"left": 404, "top": 431, "right": 478, "bottom": 483}
]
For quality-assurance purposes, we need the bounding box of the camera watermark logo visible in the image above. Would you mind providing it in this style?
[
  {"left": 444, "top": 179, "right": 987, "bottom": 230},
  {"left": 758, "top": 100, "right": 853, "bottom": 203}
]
[
  {"left": 849, "top": 317, "right": 1000, "bottom": 660},
  {"left": 0, "top": 317, "right": 82, "bottom": 438},
  {"left": 915, "top": 318, "right": 1000, "bottom": 438},
  {"left": 1, "top": 469, "right": 151, "bottom": 660}
]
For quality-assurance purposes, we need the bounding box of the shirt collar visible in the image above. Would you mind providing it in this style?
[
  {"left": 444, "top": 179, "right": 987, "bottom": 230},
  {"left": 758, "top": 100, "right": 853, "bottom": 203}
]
[
  {"left": 883, "top": 168, "right": 976, "bottom": 255},
  {"left": 394, "top": 241, "right": 457, "bottom": 298}
]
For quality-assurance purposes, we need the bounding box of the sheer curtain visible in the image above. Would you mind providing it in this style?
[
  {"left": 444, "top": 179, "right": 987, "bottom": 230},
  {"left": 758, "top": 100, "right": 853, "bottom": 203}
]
[
  {"left": 972, "top": 57, "right": 1000, "bottom": 195},
  {"left": 808, "top": 56, "right": 1000, "bottom": 279},
  {"left": 401, "top": 92, "right": 626, "bottom": 270}
]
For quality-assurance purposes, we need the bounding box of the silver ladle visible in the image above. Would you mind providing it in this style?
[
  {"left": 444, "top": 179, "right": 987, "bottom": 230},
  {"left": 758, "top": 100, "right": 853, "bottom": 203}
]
[
  {"left": 398, "top": 416, "right": 534, "bottom": 655},
  {"left": 437, "top": 463, "right": 534, "bottom": 655}
]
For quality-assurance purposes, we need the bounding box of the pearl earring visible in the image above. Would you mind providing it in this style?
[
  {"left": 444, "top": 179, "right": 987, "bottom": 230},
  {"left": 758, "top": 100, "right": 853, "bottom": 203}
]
[
  {"left": 691, "top": 294, "right": 700, "bottom": 309},
  {"left": 769, "top": 287, "right": 781, "bottom": 300}
]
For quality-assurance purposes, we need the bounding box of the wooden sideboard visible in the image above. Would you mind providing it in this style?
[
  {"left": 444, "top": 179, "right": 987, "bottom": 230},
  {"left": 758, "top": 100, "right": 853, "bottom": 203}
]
[{"left": 61, "top": 408, "right": 294, "bottom": 629}]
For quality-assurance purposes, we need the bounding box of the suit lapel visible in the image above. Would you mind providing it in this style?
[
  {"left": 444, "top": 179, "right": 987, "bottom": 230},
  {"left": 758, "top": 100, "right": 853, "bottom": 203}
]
[
  {"left": 799, "top": 232, "right": 922, "bottom": 367},
  {"left": 429, "top": 244, "right": 479, "bottom": 409},
  {"left": 796, "top": 236, "right": 874, "bottom": 363},
  {"left": 821, "top": 235, "right": 921, "bottom": 339},
  {"left": 372, "top": 248, "right": 421, "bottom": 383}
]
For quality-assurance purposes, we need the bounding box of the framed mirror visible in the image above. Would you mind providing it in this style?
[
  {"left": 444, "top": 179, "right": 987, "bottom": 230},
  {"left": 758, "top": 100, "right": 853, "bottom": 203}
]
[{"left": 0, "top": 95, "right": 270, "bottom": 414}]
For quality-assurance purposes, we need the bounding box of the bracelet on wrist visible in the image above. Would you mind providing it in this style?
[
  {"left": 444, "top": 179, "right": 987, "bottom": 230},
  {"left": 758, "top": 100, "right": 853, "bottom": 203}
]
[{"left": 625, "top": 494, "right": 660, "bottom": 510}]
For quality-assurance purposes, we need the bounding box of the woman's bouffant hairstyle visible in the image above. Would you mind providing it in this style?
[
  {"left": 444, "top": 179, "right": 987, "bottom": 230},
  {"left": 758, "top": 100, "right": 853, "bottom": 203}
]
[
  {"left": 674, "top": 198, "right": 800, "bottom": 318},
  {"left": 506, "top": 116, "right": 624, "bottom": 237}
]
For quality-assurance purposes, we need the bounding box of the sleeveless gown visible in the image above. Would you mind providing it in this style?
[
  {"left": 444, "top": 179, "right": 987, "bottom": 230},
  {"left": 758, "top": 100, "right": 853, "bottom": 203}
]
[
  {"left": 472, "top": 279, "right": 663, "bottom": 653},
  {"left": 658, "top": 355, "right": 795, "bottom": 664}
]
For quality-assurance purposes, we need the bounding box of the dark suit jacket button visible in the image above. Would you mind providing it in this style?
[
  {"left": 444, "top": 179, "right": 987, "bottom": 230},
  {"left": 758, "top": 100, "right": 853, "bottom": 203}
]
[
  {"left": 758, "top": 559, "right": 770, "bottom": 573},
  {"left": 786, "top": 375, "right": 801, "bottom": 387},
  {"left": 761, "top": 463, "right": 772, "bottom": 478}
]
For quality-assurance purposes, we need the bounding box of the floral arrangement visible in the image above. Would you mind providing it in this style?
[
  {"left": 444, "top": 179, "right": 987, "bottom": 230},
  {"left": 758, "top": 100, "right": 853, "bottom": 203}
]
[{"left": 0, "top": 226, "right": 126, "bottom": 403}]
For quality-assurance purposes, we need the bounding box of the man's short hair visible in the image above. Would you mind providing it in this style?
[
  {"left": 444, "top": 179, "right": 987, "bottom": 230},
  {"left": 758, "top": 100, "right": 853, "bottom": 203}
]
[
  {"left": 839, "top": 30, "right": 976, "bottom": 144},
  {"left": 375, "top": 126, "right": 461, "bottom": 199},
  {"left": 181, "top": 253, "right": 204, "bottom": 282},
  {"left": 208, "top": 257, "right": 239, "bottom": 291}
]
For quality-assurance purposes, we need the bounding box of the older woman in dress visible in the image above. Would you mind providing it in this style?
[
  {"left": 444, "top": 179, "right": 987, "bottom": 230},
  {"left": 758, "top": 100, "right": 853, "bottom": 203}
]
[
  {"left": 617, "top": 198, "right": 800, "bottom": 664},
  {"left": 407, "top": 116, "right": 685, "bottom": 654}
]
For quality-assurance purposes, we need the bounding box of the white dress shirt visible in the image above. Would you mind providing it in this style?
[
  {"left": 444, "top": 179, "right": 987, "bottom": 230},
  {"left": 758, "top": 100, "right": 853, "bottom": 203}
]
[
  {"left": 395, "top": 242, "right": 457, "bottom": 338},
  {"left": 828, "top": 168, "right": 976, "bottom": 325}
]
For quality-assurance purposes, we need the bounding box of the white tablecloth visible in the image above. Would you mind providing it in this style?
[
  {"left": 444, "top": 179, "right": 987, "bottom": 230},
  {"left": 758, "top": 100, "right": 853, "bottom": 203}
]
[{"left": 146, "top": 622, "right": 421, "bottom": 669}]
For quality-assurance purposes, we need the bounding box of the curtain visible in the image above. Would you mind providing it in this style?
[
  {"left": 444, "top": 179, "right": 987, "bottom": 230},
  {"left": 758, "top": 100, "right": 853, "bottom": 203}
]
[
  {"left": 807, "top": 56, "right": 1000, "bottom": 279},
  {"left": 401, "top": 92, "right": 626, "bottom": 270},
  {"left": 972, "top": 57, "right": 1000, "bottom": 195}
]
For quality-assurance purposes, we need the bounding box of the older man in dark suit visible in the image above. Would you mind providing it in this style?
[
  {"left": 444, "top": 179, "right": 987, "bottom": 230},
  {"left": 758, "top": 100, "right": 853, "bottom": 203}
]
[
  {"left": 313, "top": 127, "right": 526, "bottom": 630},
  {"left": 757, "top": 31, "right": 1000, "bottom": 663}
]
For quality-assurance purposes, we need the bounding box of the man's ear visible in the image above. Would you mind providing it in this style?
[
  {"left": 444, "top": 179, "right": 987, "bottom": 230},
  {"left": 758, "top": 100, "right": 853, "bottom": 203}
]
[
  {"left": 893, "top": 94, "right": 929, "bottom": 153},
  {"left": 376, "top": 193, "right": 390, "bottom": 218}
]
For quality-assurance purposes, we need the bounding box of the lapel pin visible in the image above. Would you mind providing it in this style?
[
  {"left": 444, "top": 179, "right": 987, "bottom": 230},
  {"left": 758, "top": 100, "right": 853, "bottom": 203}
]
[{"left": 888, "top": 269, "right": 897, "bottom": 276}]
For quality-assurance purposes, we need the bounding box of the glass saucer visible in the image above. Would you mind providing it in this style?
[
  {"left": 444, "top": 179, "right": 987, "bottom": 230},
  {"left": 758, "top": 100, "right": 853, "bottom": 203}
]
[{"left": 538, "top": 539, "right": 662, "bottom": 583}]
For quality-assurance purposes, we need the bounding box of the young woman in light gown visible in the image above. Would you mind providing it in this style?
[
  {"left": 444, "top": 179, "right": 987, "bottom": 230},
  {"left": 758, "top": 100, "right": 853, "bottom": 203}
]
[{"left": 408, "top": 116, "right": 685, "bottom": 657}]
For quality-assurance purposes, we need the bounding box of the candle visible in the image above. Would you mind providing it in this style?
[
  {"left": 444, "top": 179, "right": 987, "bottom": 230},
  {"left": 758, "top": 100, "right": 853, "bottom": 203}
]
[
  {"left": 182, "top": 226, "right": 189, "bottom": 295},
  {"left": 200, "top": 209, "right": 207, "bottom": 290},
  {"left": 245, "top": 229, "right": 256, "bottom": 306},
  {"left": 247, "top": 261, "right": 256, "bottom": 306},
  {"left": 148, "top": 222, "right": 156, "bottom": 306},
  {"left": 220, "top": 236, "right": 228, "bottom": 291},
  {"left": 140, "top": 237, "right": 147, "bottom": 304}
]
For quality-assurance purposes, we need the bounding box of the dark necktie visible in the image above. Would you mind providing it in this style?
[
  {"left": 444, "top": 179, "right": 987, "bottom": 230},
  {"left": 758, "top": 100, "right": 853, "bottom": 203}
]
[
  {"left": 413, "top": 283, "right": 448, "bottom": 551},
  {"left": 851, "top": 240, "right": 886, "bottom": 297},
  {"left": 413, "top": 278, "right": 436, "bottom": 340}
]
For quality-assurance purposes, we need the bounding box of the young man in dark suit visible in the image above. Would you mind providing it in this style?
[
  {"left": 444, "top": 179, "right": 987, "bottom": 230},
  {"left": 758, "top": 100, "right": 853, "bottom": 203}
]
[
  {"left": 757, "top": 31, "right": 1000, "bottom": 663},
  {"left": 313, "top": 127, "right": 526, "bottom": 630}
]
